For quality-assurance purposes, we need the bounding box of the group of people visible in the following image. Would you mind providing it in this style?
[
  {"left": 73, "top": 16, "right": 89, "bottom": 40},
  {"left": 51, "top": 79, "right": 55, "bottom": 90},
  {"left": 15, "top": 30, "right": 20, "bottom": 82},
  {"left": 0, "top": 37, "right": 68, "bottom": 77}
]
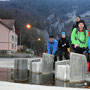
[
  {"left": 47, "top": 16, "right": 90, "bottom": 71},
  {"left": 47, "top": 32, "right": 70, "bottom": 69}
]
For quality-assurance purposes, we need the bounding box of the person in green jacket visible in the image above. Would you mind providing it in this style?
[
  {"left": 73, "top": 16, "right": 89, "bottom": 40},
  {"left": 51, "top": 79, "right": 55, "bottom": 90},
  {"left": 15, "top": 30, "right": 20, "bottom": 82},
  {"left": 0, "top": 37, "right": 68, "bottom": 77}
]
[{"left": 71, "top": 20, "right": 88, "bottom": 54}]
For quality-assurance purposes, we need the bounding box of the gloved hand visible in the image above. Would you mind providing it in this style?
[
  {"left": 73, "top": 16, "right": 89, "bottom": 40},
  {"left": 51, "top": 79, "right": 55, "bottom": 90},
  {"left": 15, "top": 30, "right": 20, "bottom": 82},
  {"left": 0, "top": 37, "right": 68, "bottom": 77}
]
[
  {"left": 62, "top": 45, "right": 64, "bottom": 47},
  {"left": 64, "top": 43, "right": 66, "bottom": 46},
  {"left": 74, "top": 44, "right": 79, "bottom": 48},
  {"left": 62, "top": 43, "right": 66, "bottom": 47}
]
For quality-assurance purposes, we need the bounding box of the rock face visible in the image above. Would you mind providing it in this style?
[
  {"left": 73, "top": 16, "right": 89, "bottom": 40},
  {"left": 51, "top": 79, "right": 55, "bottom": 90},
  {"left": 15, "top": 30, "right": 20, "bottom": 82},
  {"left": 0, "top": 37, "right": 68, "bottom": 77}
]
[
  {"left": 70, "top": 52, "right": 87, "bottom": 83},
  {"left": 55, "top": 65, "right": 70, "bottom": 81},
  {"left": 42, "top": 53, "right": 54, "bottom": 74},
  {"left": 14, "top": 59, "right": 28, "bottom": 81}
]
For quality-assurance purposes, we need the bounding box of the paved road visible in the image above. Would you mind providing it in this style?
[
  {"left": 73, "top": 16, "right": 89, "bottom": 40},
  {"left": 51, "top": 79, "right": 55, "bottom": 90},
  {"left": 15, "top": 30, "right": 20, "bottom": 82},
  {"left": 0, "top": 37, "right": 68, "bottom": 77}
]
[{"left": 0, "top": 58, "right": 42, "bottom": 69}]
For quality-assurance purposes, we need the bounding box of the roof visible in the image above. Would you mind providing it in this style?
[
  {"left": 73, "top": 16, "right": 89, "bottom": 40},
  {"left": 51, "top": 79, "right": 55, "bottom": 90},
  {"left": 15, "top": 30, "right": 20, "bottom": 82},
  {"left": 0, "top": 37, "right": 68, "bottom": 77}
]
[{"left": 0, "top": 18, "right": 15, "bottom": 30}]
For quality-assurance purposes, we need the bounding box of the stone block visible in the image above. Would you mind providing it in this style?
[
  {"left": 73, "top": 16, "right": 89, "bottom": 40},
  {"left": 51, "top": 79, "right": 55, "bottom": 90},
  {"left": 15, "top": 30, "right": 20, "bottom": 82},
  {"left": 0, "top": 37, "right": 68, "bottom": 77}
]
[
  {"left": 70, "top": 52, "right": 87, "bottom": 83},
  {"left": 29, "top": 59, "right": 41, "bottom": 71},
  {"left": 55, "top": 60, "right": 70, "bottom": 75},
  {"left": 14, "top": 58, "right": 28, "bottom": 70},
  {"left": 14, "top": 58, "right": 28, "bottom": 81},
  {"left": 32, "top": 61, "right": 42, "bottom": 74},
  {"left": 55, "top": 65, "right": 70, "bottom": 81},
  {"left": 31, "top": 73, "right": 42, "bottom": 84},
  {"left": 42, "top": 53, "right": 54, "bottom": 74}
]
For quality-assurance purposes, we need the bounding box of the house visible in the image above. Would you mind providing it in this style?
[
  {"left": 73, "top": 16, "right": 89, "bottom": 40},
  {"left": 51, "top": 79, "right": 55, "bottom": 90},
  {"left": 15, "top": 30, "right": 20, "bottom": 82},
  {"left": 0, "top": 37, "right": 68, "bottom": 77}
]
[{"left": 0, "top": 18, "right": 18, "bottom": 52}]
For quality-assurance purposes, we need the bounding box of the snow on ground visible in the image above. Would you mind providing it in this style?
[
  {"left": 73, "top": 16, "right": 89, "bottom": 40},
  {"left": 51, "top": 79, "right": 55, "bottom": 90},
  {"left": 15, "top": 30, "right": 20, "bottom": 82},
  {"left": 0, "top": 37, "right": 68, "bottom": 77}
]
[{"left": 0, "top": 81, "right": 89, "bottom": 90}]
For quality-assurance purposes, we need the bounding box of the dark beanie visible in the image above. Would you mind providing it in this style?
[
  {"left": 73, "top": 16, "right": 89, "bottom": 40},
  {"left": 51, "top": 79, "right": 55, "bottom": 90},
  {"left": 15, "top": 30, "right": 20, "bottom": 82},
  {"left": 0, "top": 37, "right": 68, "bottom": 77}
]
[{"left": 77, "top": 16, "right": 81, "bottom": 19}]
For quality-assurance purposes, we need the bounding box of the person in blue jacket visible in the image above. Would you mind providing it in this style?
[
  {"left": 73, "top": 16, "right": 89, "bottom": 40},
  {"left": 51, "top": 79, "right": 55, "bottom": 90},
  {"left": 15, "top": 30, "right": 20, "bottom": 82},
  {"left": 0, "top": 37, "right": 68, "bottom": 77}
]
[
  {"left": 88, "top": 37, "right": 90, "bottom": 53},
  {"left": 87, "top": 32, "right": 90, "bottom": 71},
  {"left": 47, "top": 35, "right": 58, "bottom": 69}
]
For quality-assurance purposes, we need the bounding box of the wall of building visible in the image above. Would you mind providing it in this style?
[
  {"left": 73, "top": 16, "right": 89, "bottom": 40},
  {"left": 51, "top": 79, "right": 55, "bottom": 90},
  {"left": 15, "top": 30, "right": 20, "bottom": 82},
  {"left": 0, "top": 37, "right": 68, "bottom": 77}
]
[
  {"left": 0, "top": 23, "right": 18, "bottom": 52},
  {"left": 0, "top": 23, "right": 9, "bottom": 50},
  {"left": 9, "top": 26, "right": 18, "bottom": 52}
]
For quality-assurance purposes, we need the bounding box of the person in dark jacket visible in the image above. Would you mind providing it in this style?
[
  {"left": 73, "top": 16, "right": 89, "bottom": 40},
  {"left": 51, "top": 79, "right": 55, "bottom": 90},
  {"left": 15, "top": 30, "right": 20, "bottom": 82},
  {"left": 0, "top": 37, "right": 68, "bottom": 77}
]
[
  {"left": 58, "top": 32, "right": 70, "bottom": 60},
  {"left": 72, "top": 16, "right": 81, "bottom": 29},
  {"left": 72, "top": 16, "right": 87, "bottom": 30}
]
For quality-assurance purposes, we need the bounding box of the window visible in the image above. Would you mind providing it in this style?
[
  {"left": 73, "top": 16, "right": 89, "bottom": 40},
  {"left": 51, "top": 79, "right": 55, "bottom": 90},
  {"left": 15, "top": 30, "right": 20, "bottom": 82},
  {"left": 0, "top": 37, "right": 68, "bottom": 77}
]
[
  {"left": 15, "top": 37, "right": 17, "bottom": 42},
  {"left": 12, "top": 44, "right": 14, "bottom": 49},
  {"left": 15, "top": 45, "right": 17, "bottom": 50},
  {"left": 12, "top": 36, "right": 14, "bottom": 41}
]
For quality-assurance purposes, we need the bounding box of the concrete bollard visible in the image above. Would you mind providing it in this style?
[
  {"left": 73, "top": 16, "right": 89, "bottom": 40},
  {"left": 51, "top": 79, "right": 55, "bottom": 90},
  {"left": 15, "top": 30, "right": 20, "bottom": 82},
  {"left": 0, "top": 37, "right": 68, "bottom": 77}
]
[
  {"left": 70, "top": 52, "right": 87, "bottom": 83},
  {"left": 55, "top": 79, "right": 70, "bottom": 87},
  {"left": 14, "top": 58, "right": 28, "bottom": 82},
  {"left": 29, "top": 59, "right": 42, "bottom": 83},
  {"left": 29, "top": 59, "right": 41, "bottom": 71},
  {"left": 32, "top": 61, "right": 42, "bottom": 74},
  {"left": 31, "top": 73, "right": 42, "bottom": 85},
  {"left": 55, "top": 65, "right": 70, "bottom": 81},
  {"left": 55, "top": 60, "right": 70, "bottom": 67},
  {"left": 42, "top": 53, "right": 54, "bottom": 74},
  {"left": 41, "top": 73, "right": 54, "bottom": 85},
  {"left": 55, "top": 60, "right": 70, "bottom": 76}
]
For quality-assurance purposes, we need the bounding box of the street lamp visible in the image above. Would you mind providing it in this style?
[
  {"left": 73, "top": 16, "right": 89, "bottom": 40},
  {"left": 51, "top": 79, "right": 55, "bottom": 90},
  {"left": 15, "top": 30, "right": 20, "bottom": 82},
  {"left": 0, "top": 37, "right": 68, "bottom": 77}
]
[
  {"left": 30, "top": 38, "right": 41, "bottom": 50},
  {"left": 38, "top": 38, "right": 41, "bottom": 41},
  {"left": 26, "top": 24, "right": 31, "bottom": 29},
  {"left": 19, "top": 24, "right": 31, "bottom": 46}
]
